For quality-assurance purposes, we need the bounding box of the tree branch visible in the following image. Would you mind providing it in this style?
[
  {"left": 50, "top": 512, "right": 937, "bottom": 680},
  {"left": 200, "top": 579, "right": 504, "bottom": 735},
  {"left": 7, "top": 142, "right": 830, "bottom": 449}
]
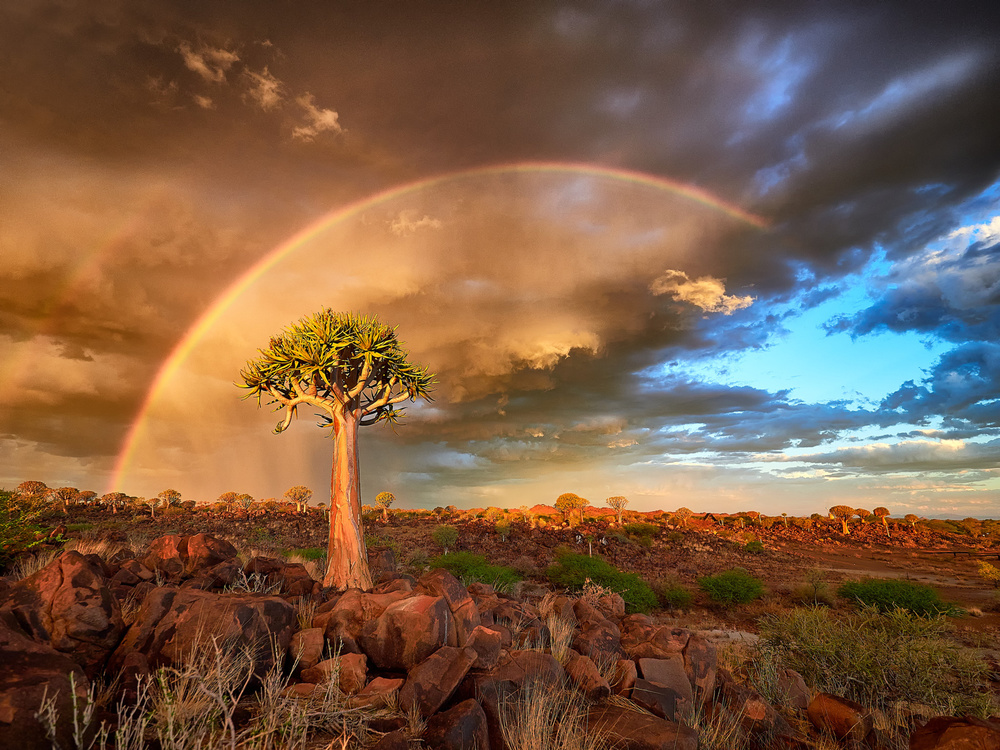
[{"left": 346, "top": 358, "right": 373, "bottom": 401}]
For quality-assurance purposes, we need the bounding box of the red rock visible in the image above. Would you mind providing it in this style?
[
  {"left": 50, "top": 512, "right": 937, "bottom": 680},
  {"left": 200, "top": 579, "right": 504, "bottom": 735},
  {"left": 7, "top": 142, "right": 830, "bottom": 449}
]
[
  {"left": 682, "top": 634, "right": 717, "bottom": 706},
  {"left": 632, "top": 677, "right": 691, "bottom": 722},
  {"left": 289, "top": 627, "right": 325, "bottom": 671},
  {"left": 360, "top": 595, "right": 454, "bottom": 670},
  {"left": 909, "top": 716, "right": 1000, "bottom": 749},
  {"left": 281, "top": 682, "right": 317, "bottom": 699},
  {"left": 399, "top": 646, "right": 478, "bottom": 717},
  {"left": 620, "top": 618, "right": 688, "bottom": 660},
  {"left": 109, "top": 587, "right": 294, "bottom": 676},
  {"left": 141, "top": 534, "right": 237, "bottom": 580},
  {"left": 418, "top": 569, "right": 481, "bottom": 647},
  {"left": 596, "top": 593, "right": 626, "bottom": 620},
  {"left": 423, "top": 698, "right": 489, "bottom": 750},
  {"left": 807, "top": 692, "right": 873, "bottom": 741},
  {"left": 587, "top": 703, "right": 698, "bottom": 750},
  {"left": 565, "top": 651, "right": 611, "bottom": 700},
  {"left": 314, "top": 588, "right": 409, "bottom": 655},
  {"left": 300, "top": 652, "right": 367, "bottom": 693},
  {"left": 775, "top": 668, "right": 810, "bottom": 710},
  {"left": 348, "top": 676, "right": 404, "bottom": 709},
  {"left": 243, "top": 556, "right": 318, "bottom": 597},
  {"left": 0, "top": 551, "right": 124, "bottom": 675},
  {"left": 612, "top": 658, "right": 638, "bottom": 696},
  {"left": 464, "top": 625, "right": 503, "bottom": 670},
  {"left": 0, "top": 618, "right": 90, "bottom": 750},
  {"left": 371, "top": 729, "right": 409, "bottom": 750}
]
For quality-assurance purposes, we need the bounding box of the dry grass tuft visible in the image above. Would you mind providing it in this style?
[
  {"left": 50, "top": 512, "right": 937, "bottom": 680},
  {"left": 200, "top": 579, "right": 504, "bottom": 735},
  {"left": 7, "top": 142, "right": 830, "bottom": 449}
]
[
  {"left": 499, "top": 680, "right": 609, "bottom": 750},
  {"left": 546, "top": 616, "right": 576, "bottom": 666}
]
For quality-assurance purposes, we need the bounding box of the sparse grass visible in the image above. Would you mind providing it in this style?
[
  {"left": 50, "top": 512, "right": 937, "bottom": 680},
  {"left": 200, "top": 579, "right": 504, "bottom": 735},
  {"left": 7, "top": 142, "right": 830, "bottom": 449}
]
[
  {"left": 790, "top": 568, "right": 835, "bottom": 607},
  {"left": 757, "top": 605, "right": 995, "bottom": 718},
  {"left": 64, "top": 536, "right": 129, "bottom": 560},
  {"left": 10, "top": 548, "right": 60, "bottom": 580},
  {"left": 296, "top": 597, "right": 318, "bottom": 631},
  {"left": 66, "top": 522, "right": 94, "bottom": 533},
  {"left": 546, "top": 616, "right": 576, "bottom": 666},
  {"left": 224, "top": 568, "right": 283, "bottom": 595},
  {"left": 38, "top": 635, "right": 390, "bottom": 750},
  {"left": 838, "top": 578, "right": 962, "bottom": 617},
  {"left": 428, "top": 551, "right": 522, "bottom": 592},
  {"left": 547, "top": 551, "right": 658, "bottom": 614},
  {"left": 284, "top": 547, "right": 325, "bottom": 561}
]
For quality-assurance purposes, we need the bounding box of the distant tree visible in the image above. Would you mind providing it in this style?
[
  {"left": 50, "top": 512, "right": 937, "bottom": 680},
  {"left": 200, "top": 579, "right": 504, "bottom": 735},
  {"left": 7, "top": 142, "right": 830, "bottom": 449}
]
[
  {"left": 873, "top": 507, "right": 891, "bottom": 536},
  {"left": 555, "top": 493, "right": 589, "bottom": 526},
  {"left": 217, "top": 491, "right": 239, "bottom": 508},
  {"left": 781, "top": 512, "right": 788, "bottom": 528},
  {"left": 140, "top": 496, "right": 158, "bottom": 519},
  {"left": 745, "top": 510, "right": 761, "bottom": 526},
  {"left": 904, "top": 513, "right": 920, "bottom": 529},
  {"left": 241, "top": 309, "right": 434, "bottom": 589},
  {"left": 829, "top": 505, "right": 855, "bottom": 534},
  {"left": 375, "top": 492, "right": 395, "bottom": 523},
  {"left": 855, "top": 508, "right": 871, "bottom": 523},
  {"left": 516, "top": 505, "right": 531, "bottom": 523},
  {"left": 234, "top": 493, "right": 255, "bottom": 512},
  {"left": 606, "top": 496, "right": 629, "bottom": 525},
  {"left": 495, "top": 519, "right": 512, "bottom": 542},
  {"left": 16, "top": 480, "right": 48, "bottom": 499},
  {"left": 158, "top": 489, "right": 182, "bottom": 507},
  {"left": 100, "top": 492, "right": 128, "bottom": 514},
  {"left": 284, "top": 485, "right": 313, "bottom": 513},
  {"left": 674, "top": 507, "right": 693, "bottom": 528}
]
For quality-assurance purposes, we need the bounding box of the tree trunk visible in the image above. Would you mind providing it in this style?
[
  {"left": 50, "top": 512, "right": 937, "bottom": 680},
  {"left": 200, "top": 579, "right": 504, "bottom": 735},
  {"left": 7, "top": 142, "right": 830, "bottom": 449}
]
[{"left": 323, "top": 412, "right": 373, "bottom": 590}]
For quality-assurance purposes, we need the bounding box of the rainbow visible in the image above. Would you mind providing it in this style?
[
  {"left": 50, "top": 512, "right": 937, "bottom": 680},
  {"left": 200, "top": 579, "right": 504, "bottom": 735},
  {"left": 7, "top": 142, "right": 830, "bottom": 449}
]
[{"left": 107, "top": 161, "right": 768, "bottom": 493}]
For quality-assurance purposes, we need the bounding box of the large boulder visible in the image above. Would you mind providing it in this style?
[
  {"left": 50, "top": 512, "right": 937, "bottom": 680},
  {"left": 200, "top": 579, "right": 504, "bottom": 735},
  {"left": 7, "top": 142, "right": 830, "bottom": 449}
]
[
  {"left": 243, "top": 556, "right": 318, "bottom": 598},
  {"left": 0, "top": 618, "right": 90, "bottom": 750},
  {"left": 564, "top": 651, "right": 610, "bottom": 701},
  {"left": 360, "top": 595, "right": 453, "bottom": 670},
  {"left": 0, "top": 551, "right": 123, "bottom": 675},
  {"left": 398, "top": 646, "right": 478, "bottom": 717},
  {"left": 109, "top": 587, "right": 295, "bottom": 676},
  {"left": 141, "top": 533, "right": 237, "bottom": 580},
  {"left": 417, "top": 569, "right": 481, "bottom": 647},
  {"left": 572, "top": 600, "right": 622, "bottom": 660},
  {"left": 313, "top": 588, "right": 410, "bottom": 655}
]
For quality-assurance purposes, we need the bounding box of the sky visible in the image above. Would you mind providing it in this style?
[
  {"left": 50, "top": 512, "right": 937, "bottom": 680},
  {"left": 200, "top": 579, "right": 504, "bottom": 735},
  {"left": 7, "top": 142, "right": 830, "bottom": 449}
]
[{"left": 2, "top": 2, "right": 1000, "bottom": 519}]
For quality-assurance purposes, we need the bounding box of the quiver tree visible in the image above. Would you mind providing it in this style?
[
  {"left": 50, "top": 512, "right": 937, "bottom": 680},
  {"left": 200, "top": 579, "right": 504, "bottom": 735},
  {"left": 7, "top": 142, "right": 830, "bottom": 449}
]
[
  {"left": 284, "top": 485, "right": 313, "bottom": 513},
  {"left": 829, "top": 505, "right": 855, "bottom": 535},
  {"left": 375, "top": 492, "right": 395, "bottom": 523},
  {"left": 873, "top": 507, "right": 890, "bottom": 536},
  {"left": 158, "top": 489, "right": 182, "bottom": 508},
  {"left": 241, "top": 309, "right": 434, "bottom": 590},
  {"left": 904, "top": 513, "right": 920, "bottom": 529},
  {"left": 674, "top": 507, "right": 693, "bottom": 528},
  {"left": 606, "top": 496, "right": 629, "bottom": 525},
  {"left": 555, "top": 493, "right": 588, "bottom": 527}
]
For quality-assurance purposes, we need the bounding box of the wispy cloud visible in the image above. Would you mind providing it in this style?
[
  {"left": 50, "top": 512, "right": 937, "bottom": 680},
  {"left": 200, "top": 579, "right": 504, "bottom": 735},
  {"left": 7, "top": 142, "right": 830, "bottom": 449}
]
[
  {"left": 650, "top": 270, "right": 754, "bottom": 315},
  {"left": 390, "top": 210, "right": 442, "bottom": 236},
  {"left": 291, "top": 93, "right": 343, "bottom": 140},
  {"left": 177, "top": 42, "right": 239, "bottom": 84},
  {"left": 243, "top": 66, "right": 284, "bottom": 111}
]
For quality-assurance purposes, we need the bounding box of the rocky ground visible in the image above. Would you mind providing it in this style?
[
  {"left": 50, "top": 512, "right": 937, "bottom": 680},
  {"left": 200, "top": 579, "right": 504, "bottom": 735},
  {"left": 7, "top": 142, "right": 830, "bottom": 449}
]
[{"left": 2, "top": 506, "right": 1000, "bottom": 749}]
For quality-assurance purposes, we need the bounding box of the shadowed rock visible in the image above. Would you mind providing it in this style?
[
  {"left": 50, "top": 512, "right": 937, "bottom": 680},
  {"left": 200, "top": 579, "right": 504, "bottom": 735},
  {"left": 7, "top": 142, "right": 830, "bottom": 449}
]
[
  {"left": 422, "top": 698, "right": 490, "bottom": 750},
  {"left": 0, "top": 551, "right": 123, "bottom": 676},
  {"left": 360, "top": 594, "right": 453, "bottom": 670}
]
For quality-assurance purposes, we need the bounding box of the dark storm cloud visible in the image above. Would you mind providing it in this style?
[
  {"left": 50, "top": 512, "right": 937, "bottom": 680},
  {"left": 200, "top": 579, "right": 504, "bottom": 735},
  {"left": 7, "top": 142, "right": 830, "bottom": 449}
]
[{"left": 4, "top": 0, "right": 1000, "bottom": 499}]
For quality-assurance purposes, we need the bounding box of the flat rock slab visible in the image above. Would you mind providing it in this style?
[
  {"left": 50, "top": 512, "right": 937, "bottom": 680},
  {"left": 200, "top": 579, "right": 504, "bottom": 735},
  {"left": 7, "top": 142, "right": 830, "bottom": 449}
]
[{"left": 587, "top": 704, "right": 698, "bottom": 750}]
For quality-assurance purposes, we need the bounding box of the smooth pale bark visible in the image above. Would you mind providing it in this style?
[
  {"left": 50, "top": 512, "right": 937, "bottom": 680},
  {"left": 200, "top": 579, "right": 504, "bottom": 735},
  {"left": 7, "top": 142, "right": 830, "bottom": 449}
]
[{"left": 323, "top": 414, "right": 373, "bottom": 590}]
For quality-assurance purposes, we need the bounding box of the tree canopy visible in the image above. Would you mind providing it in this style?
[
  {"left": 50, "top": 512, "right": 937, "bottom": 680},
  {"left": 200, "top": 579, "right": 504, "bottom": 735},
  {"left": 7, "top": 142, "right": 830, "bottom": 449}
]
[{"left": 240, "top": 310, "right": 434, "bottom": 432}]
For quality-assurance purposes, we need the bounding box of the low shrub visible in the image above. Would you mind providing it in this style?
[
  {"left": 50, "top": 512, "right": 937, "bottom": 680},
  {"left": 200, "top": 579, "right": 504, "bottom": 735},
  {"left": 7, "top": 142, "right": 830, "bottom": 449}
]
[
  {"left": 656, "top": 578, "right": 693, "bottom": 611},
  {"left": 698, "top": 568, "right": 765, "bottom": 604},
  {"left": 66, "top": 522, "right": 94, "bottom": 533},
  {"left": 743, "top": 540, "right": 764, "bottom": 554},
  {"left": 757, "top": 606, "right": 994, "bottom": 717},
  {"left": 429, "top": 551, "right": 521, "bottom": 591},
  {"left": 547, "top": 550, "right": 658, "bottom": 614},
  {"left": 838, "top": 578, "right": 960, "bottom": 617}
]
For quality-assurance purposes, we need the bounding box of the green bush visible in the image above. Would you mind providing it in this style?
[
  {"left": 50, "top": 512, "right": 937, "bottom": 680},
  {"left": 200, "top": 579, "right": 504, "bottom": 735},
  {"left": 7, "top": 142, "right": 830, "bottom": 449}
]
[
  {"left": 838, "top": 578, "right": 960, "bottom": 617},
  {"left": 698, "top": 568, "right": 765, "bottom": 604},
  {"left": 0, "top": 489, "right": 49, "bottom": 573},
  {"left": 656, "top": 579, "right": 693, "bottom": 611},
  {"left": 66, "top": 522, "right": 93, "bottom": 533},
  {"left": 547, "top": 550, "right": 658, "bottom": 614},
  {"left": 429, "top": 552, "right": 521, "bottom": 591},
  {"left": 743, "top": 540, "right": 764, "bottom": 554},
  {"left": 757, "top": 606, "right": 993, "bottom": 717},
  {"left": 431, "top": 524, "right": 459, "bottom": 553},
  {"left": 622, "top": 522, "right": 658, "bottom": 548}
]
